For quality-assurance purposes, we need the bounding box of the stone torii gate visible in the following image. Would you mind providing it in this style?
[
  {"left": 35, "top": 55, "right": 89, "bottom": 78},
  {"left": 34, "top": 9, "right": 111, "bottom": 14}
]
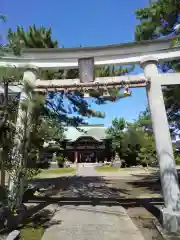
[{"left": 1, "top": 36, "right": 180, "bottom": 232}]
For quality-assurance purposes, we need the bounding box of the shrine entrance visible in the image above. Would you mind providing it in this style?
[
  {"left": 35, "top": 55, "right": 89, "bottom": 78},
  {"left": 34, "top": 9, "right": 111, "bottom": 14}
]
[
  {"left": 79, "top": 151, "right": 96, "bottom": 163},
  {"left": 65, "top": 135, "right": 111, "bottom": 163}
]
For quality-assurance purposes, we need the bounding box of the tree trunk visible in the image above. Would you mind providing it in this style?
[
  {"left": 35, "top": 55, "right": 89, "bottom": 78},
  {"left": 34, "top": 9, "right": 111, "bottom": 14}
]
[
  {"left": 0, "top": 151, "right": 6, "bottom": 187},
  {"left": 0, "top": 148, "right": 5, "bottom": 187}
]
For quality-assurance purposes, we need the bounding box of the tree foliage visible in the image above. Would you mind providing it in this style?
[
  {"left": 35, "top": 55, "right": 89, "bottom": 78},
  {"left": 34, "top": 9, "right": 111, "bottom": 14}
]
[
  {"left": 107, "top": 117, "right": 126, "bottom": 152},
  {"left": 108, "top": 107, "right": 180, "bottom": 167},
  {"left": 136, "top": 133, "right": 156, "bottom": 167},
  {"left": 135, "top": 0, "right": 180, "bottom": 131},
  {"left": 107, "top": 110, "right": 157, "bottom": 167},
  {"left": 8, "top": 24, "right": 58, "bottom": 48},
  {"left": 135, "top": 0, "right": 180, "bottom": 41}
]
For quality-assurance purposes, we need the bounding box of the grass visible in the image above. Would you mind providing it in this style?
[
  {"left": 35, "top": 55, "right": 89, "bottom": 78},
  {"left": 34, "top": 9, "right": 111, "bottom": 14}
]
[
  {"left": 20, "top": 208, "right": 55, "bottom": 240},
  {"left": 96, "top": 166, "right": 122, "bottom": 172},
  {"left": 36, "top": 167, "right": 76, "bottom": 178},
  {"left": 20, "top": 226, "right": 44, "bottom": 240}
]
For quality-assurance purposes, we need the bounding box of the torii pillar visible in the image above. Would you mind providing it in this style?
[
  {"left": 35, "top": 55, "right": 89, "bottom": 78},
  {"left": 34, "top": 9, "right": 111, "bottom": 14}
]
[
  {"left": 8, "top": 66, "right": 38, "bottom": 208},
  {"left": 141, "top": 57, "right": 180, "bottom": 233}
]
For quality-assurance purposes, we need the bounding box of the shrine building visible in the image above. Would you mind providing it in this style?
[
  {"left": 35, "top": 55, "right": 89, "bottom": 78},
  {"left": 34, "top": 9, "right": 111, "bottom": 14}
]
[{"left": 63, "top": 124, "right": 112, "bottom": 163}]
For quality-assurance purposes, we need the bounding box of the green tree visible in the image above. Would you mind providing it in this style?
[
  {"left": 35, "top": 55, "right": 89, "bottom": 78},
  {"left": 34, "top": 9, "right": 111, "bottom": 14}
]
[
  {"left": 0, "top": 67, "right": 23, "bottom": 187},
  {"left": 107, "top": 117, "right": 126, "bottom": 155},
  {"left": 107, "top": 117, "right": 143, "bottom": 167},
  {"left": 134, "top": 0, "right": 180, "bottom": 131},
  {"left": 121, "top": 120, "right": 155, "bottom": 167},
  {"left": 95, "top": 65, "right": 134, "bottom": 77},
  {"left": 136, "top": 134, "right": 156, "bottom": 167},
  {"left": 0, "top": 19, "right": 60, "bottom": 211},
  {"left": 128, "top": 108, "right": 179, "bottom": 167},
  {"left": 8, "top": 24, "right": 58, "bottom": 48},
  {"left": 107, "top": 110, "right": 157, "bottom": 167},
  {"left": 0, "top": 16, "right": 25, "bottom": 192},
  {"left": 136, "top": 107, "right": 153, "bottom": 133},
  {"left": 133, "top": 109, "right": 156, "bottom": 167},
  {"left": 0, "top": 70, "right": 64, "bottom": 209}
]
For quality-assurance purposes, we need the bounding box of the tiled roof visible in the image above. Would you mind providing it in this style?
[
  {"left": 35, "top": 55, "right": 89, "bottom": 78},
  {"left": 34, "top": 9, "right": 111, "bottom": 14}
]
[{"left": 65, "top": 124, "right": 106, "bottom": 141}]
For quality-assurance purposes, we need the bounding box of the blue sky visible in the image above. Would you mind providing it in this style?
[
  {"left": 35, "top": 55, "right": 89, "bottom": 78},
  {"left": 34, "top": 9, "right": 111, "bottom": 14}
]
[{"left": 1, "top": 0, "right": 149, "bottom": 126}]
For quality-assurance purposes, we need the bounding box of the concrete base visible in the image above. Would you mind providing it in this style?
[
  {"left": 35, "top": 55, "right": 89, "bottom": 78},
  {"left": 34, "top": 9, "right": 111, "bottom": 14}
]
[{"left": 160, "top": 208, "right": 180, "bottom": 233}]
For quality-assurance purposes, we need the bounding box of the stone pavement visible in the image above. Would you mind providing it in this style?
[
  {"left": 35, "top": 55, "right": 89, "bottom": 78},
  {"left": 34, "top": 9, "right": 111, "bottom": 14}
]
[
  {"left": 41, "top": 205, "right": 145, "bottom": 240},
  {"left": 41, "top": 164, "right": 145, "bottom": 239},
  {"left": 76, "top": 163, "right": 100, "bottom": 176}
]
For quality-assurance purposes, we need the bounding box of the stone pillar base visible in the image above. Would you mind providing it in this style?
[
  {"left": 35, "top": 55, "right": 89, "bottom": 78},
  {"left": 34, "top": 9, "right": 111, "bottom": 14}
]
[{"left": 160, "top": 208, "right": 180, "bottom": 233}]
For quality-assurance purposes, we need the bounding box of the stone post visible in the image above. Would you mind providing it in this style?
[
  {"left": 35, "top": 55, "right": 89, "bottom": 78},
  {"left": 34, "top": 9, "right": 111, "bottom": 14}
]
[
  {"left": 141, "top": 57, "right": 180, "bottom": 233},
  {"left": 8, "top": 66, "right": 38, "bottom": 209}
]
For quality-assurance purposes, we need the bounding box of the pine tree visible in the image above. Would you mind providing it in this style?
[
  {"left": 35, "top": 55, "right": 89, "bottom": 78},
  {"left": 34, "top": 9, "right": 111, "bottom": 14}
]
[{"left": 8, "top": 25, "right": 58, "bottom": 48}]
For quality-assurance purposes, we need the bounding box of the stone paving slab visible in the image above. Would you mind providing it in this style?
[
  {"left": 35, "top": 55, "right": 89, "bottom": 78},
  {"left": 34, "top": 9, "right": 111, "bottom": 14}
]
[
  {"left": 41, "top": 205, "right": 145, "bottom": 240},
  {"left": 76, "top": 164, "right": 98, "bottom": 176}
]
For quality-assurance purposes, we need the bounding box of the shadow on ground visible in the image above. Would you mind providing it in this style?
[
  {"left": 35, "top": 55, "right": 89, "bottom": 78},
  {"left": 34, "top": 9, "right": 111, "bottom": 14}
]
[
  {"left": 27, "top": 174, "right": 164, "bottom": 221},
  {"left": 22, "top": 197, "right": 163, "bottom": 226},
  {"left": 27, "top": 175, "right": 164, "bottom": 222},
  {"left": 29, "top": 176, "right": 130, "bottom": 198},
  {"left": 0, "top": 202, "right": 61, "bottom": 236},
  {"left": 21, "top": 204, "right": 61, "bottom": 230},
  {"left": 130, "top": 169, "right": 180, "bottom": 196},
  {"left": 128, "top": 172, "right": 162, "bottom": 195},
  {"left": 1, "top": 174, "right": 166, "bottom": 237}
]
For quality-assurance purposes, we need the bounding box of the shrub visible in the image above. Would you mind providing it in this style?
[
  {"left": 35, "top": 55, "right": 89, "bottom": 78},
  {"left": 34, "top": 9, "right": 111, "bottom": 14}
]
[
  {"left": 175, "top": 154, "right": 180, "bottom": 165},
  {"left": 56, "top": 155, "right": 64, "bottom": 168}
]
